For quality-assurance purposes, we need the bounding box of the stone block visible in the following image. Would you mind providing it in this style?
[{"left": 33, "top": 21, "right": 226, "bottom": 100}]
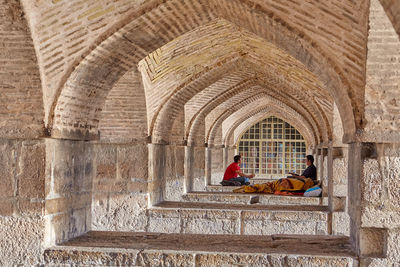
[
  {"left": 195, "top": 254, "right": 354, "bottom": 267},
  {"left": 242, "top": 211, "right": 326, "bottom": 235},
  {"left": 164, "top": 177, "right": 184, "bottom": 201},
  {"left": 127, "top": 178, "right": 148, "bottom": 193},
  {"left": 45, "top": 197, "right": 71, "bottom": 215},
  {"left": 70, "top": 208, "right": 89, "bottom": 238},
  {"left": 92, "top": 193, "right": 148, "bottom": 232},
  {"left": 45, "top": 139, "right": 91, "bottom": 196},
  {"left": 117, "top": 145, "right": 148, "bottom": 180},
  {"left": 360, "top": 228, "right": 386, "bottom": 257},
  {"left": 137, "top": 251, "right": 194, "bottom": 267},
  {"left": 72, "top": 192, "right": 91, "bottom": 210},
  {"left": 362, "top": 159, "right": 383, "bottom": 205},
  {"left": 17, "top": 199, "right": 43, "bottom": 216},
  {"left": 93, "top": 179, "right": 127, "bottom": 193},
  {"left": 180, "top": 210, "right": 240, "bottom": 235},
  {"left": 0, "top": 142, "right": 15, "bottom": 198},
  {"left": 95, "top": 163, "right": 117, "bottom": 181},
  {"left": 0, "top": 198, "right": 14, "bottom": 215},
  {"left": 332, "top": 212, "right": 350, "bottom": 236},
  {"left": 148, "top": 209, "right": 181, "bottom": 233},
  {"left": 93, "top": 145, "right": 117, "bottom": 181}
]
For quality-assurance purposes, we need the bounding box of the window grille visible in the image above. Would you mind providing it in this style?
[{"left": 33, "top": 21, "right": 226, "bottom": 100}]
[{"left": 238, "top": 116, "right": 306, "bottom": 178}]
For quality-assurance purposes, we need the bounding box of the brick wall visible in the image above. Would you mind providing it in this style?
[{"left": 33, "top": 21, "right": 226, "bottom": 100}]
[
  {"left": 99, "top": 68, "right": 147, "bottom": 142},
  {"left": 0, "top": 0, "right": 43, "bottom": 138},
  {"left": 379, "top": 0, "right": 400, "bottom": 39},
  {"left": 364, "top": 0, "right": 400, "bottom": 142},
  {"left": 42, "top": 0, "right": 366, "bottom": 140},
  {"left": 140, "top": 21, "right": 333, "bottom": 144}
]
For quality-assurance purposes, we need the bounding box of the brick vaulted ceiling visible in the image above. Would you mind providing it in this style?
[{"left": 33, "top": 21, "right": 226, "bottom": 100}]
[{"left": 19, "top": 0, "right": 374, "bottom": 143}]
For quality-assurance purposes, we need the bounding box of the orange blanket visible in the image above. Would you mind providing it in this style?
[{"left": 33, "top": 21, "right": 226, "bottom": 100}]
[{"left": 233, "top": 178, "right": 314, "bottom": 194}]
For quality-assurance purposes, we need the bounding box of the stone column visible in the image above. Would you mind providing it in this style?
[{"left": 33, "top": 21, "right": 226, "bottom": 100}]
[
  {"left": 222, "top": 146, "right": 229, "bottom": 170},
  {"left": 184, "top": 145, "right": 194, "bottom": 193},
  {"left": 322, "top": 147, "right": 328, "bottom": 197},
  {"left": 148, "top": 143, "right": 166, "bottom": 206},
  {"left": 205, "top": 146, "right": 212, "bottom": 186},
  {"left": 327, "top": 145, "right": 334, "bottom": 211},
  {"left": 329, "top": 146, "right": 350, "bottom": 236},
  {"left": 347, "top": 142, "right": 362, "bottom": 254},
  {"left": 317, "top": 148, "right": 323, "bottom": 184}
]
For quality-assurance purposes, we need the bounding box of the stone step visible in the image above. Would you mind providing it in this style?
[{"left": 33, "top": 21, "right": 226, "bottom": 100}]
[
  {"left": 183, "top": 191, "right": 327, "bottom": 206},
  {"left": 45, "top": 231, "right": 356, "bottom": 266},
  {"left": 148, "top": 201, "right": 331, "bottom": 236}
]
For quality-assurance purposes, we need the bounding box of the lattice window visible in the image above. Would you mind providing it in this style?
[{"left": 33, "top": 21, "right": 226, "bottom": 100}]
[{"left": 238, "top": 116, "right": 306, "bottom": 178}]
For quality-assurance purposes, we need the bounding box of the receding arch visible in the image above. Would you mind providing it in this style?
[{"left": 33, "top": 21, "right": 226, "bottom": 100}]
[
  {"left": 145, "top": 26, "right": 335, "bottom": 144},
  {"left": 49, "top": 0, "right": 361, "bottom": 142},
  {"left": 206, "top": 96, "right": 316, "bottom": 147},
  {"left": 224, "top": 108, "right": 316, "bottom": 149},
  {"left": 186, "top": 79, "right": 326, "bottom": 146}
]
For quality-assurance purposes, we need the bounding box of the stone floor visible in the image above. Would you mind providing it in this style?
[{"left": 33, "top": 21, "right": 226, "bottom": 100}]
[{"left": 45, "top": 232, "right": 357, "bottom": 266}]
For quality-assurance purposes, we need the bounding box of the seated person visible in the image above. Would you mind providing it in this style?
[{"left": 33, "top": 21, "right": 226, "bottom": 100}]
[
  {"left": 221, "top": 155, "right": 255, "bottom": 186},
  {"left": 233, "top": 155, "right": 318, "bottom": 195},
  {"left": 288, "top": 155, "right": 317, "bottom": 181}
]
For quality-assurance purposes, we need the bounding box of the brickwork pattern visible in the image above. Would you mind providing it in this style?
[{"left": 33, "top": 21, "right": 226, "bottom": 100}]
[
  {"left": 40, "top": 0, "right": 368, "bottom": 140},
  {"left": 379, "top": 0, "right": 400, "bottom": 39},
  {"left": 140, "top": 21, "right": 333, "bottom": 144},
  {"left": 98, "top": 68, "right": 147, "bottom": 142},
  {"left": 364, "top": 0, "right": 400, "bottom": 142},
  {"left": 229, "top": 109, "right": 315, "bottom": 149},
  {"left": 0, "top": 0, "right": 44, "bottom": 138}
]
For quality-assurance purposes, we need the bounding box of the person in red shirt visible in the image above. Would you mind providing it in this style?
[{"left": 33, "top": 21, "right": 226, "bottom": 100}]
[{"left": 222, "top": 155, "right": 255, "bottom": 185}]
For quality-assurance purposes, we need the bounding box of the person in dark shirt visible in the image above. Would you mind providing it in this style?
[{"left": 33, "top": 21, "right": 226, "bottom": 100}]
[{"left": 289, "top": 155, "right": 317, "bottom": 181}]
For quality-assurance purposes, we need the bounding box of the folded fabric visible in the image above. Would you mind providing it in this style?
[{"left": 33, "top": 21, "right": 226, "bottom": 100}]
[
  {"left": 232, "top": 178, "right": 314, "bottom": 194},
  {"left": 304, "top": 186, "right": 322, "bottom": 197}
]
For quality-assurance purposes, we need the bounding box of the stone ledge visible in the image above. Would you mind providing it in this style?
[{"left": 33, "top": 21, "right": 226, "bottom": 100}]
[
  {"left": 152, "top": 201, "right": 329, "bottom": 212},
  {"left": 184, "top": 191, "right": 327, "bottom": 206},
  {"left": 149, "top": 202, "right": 330, "bottom": 235},
  {"left": 45, "top": 232, "right": 356, "bottom": 266}
]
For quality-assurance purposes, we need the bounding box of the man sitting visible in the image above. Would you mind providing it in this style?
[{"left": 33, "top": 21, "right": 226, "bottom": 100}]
[
  {"left": 221, "top": 155, "right": 255, "bottom": 186},
  {"left": 288, "top": 155, "right": 317, "bottom": 181}
]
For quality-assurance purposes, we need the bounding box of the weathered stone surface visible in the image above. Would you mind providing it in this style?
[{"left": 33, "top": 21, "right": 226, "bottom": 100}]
[
  {"left": 0, "top": 216, "right": 44, "bottom": 266},
  {"left": 44, "top": 232, "right": 356, "bottom": 266},
  {"left": 364, "top": 0, "right": 400, "bottom": 143},
  {"left": 148, "top": 209, "right": 181, "bottom": 233},
  {"left": 242, "top": 210, "right": 328, "bottom": 235},
  {"left": 196, "top": 254, "right": 354, "bottom": 267},
  {"left": 183, "top": 192, "right": 325, "bottom": 206},
  {"left": 92, "top": 193, "right": 148, "bottom": 232},
  {"left": 332, "top": 212, "right": 350, "bottom": 236},
  {"left": 45, "top": 139, "right": 93, "bottom": 245}
]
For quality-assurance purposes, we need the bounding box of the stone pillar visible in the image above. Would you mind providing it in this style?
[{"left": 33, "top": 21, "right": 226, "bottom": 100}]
[
  {"left": 330, "top": 146, "right": 350, "bottom": 236},
  {"left": 205, "top": 146, "right": 212, "bottom": 186},
  {"left": 223, "top": 146, "right": 229, "bottom": 170},
  {"left": 322, "top": 147, "right": 328, "bottom": 197},
  {"left": 347, "top": 142, "right": 362, "bottom": 254},
  {"left": 184, "top": 145, "right": 194, "bottom": 193},
  {"left": 148, "top": 143, "right": 166, "bottom": 206},
  {"left": 327, "top": 145, "right": 334, "bottom": 211},
  {"left": 317, "top": 148, "right": 323, "bottom": 184}
]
